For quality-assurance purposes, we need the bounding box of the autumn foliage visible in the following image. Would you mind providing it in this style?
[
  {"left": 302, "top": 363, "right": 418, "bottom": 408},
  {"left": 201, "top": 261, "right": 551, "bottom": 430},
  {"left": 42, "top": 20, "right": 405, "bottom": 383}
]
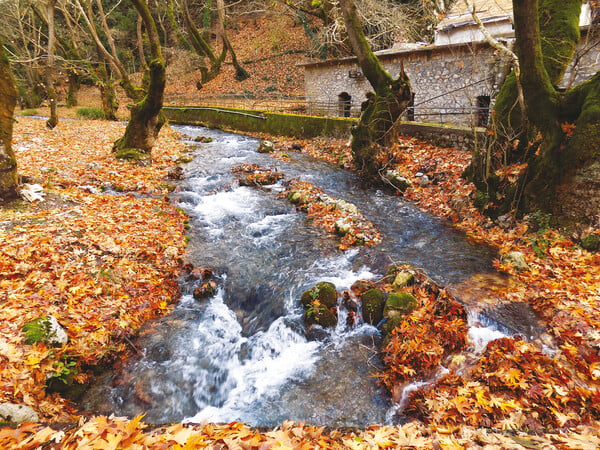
[
  {"left": 1, "top": 117, "right": 186, "bottom": 421},
  {"left": 2, "top": 117, "right": 600, "bottom": 446}
]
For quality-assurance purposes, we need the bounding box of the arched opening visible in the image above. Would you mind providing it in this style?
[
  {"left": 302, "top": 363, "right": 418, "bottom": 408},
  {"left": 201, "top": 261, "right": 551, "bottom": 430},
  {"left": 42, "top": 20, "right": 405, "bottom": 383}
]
[{"left": 338, "top": 92, "right": 352, "bottom": 117}]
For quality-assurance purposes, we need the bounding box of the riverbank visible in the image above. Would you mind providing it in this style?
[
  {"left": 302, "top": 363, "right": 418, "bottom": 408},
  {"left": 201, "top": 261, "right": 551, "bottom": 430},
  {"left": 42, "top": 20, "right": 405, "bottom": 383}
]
[
  {"left": 0, "top": 117, "right": 187, "bottom": 422},
  {"left": 1, "top": 117, "right": 600, "bottom": 447}
]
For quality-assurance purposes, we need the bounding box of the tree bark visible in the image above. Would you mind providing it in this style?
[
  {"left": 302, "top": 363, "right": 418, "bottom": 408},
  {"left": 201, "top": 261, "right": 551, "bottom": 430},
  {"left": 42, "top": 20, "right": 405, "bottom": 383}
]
[
  {"left": 46, "top": 0, "right": 58, "bottom": 129},
  {"left": 469, "top": 0, "right": 600, "bottom": 227},
  {"left": 339, "top": 0, "right": 412, "bottom": 176},
  {"left": 113, "top": 0, "right": 166, "bottom": 161},
  {"left": 0, "top": 35, "right": 19, "bottom": 201}
]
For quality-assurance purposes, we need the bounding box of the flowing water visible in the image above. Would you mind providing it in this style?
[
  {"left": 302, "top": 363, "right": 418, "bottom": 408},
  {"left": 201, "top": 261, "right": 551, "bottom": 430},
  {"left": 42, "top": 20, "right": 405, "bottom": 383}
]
[{"left": 81, "top": 126, "right": 539, "bottom": 427}]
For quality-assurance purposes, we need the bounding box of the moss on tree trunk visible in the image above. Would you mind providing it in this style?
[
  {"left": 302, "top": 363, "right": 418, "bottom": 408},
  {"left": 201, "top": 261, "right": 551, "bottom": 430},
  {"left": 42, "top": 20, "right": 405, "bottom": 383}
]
[
  {"left": 0, "top": 35, "right": 19, "bottom": 201},
  {"left": 339, "top": 0, "right": 412, "bottom": 177},
  {"left": 469, "top": 0, "right": 600, "bottom": 228},
  {"left": 113, "top": 0, "right": 165, "bottom": 162},
  {"left": 113, "top": 59, "right": 165, "bottom": 161}
]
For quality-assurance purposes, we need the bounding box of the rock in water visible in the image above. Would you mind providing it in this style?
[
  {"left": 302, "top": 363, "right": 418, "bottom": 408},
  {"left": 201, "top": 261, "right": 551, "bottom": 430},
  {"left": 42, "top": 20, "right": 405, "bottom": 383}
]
[
  {"left": 257, "top": 140, "right": 275, "bottom": 153},
  {"left": 383, "top": 292, "right": 418, "bottom": 319},
  {"left": 360, "top": 288, "right": 385, "bottom": 325},
  {"left": 501, "top": 251, "right": 530, "bottom": 271}
]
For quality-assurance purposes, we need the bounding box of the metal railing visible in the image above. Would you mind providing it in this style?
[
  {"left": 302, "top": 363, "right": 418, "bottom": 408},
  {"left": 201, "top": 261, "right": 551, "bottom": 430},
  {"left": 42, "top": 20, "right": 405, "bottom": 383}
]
[{"left": 164, "top": 94, "right": 491, "bottom": 126}]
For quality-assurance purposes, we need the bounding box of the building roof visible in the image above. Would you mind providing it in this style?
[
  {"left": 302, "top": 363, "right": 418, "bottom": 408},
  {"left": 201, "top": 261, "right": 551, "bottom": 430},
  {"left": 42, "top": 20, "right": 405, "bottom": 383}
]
[{"left": 436, "top": 0, "right": 513, "bottom": 32}]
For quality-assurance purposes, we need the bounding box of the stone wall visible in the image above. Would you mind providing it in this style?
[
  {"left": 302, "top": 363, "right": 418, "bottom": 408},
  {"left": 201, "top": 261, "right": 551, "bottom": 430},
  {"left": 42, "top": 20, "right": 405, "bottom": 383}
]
[
  {"left": 303, "top": 42, "right": 506, "bottom": 127},
  {"left": 302, "top": 32, "right": 600, "bottom": 127}
]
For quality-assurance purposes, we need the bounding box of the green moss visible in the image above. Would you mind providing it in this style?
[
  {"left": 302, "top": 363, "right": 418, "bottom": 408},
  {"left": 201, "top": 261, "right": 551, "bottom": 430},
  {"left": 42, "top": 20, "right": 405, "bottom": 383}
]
[
  {"left": 304, "top": 302, "right": 337, "bottom": 328},
  {"left": 382, "top": 316, "right": 404, "bottom": 337},
  {"left": 300, "top": 281, "right": 337, "bottom": 309},
  {"left": 383, "top": 292, "right": 418, "bottom": 319},
  {"left": 20, "top": 109, "right": 39, "bottom": 116},
  {"left": 581, "top": 234, "right": 600, "bottom": 252},
  {"left": 115, "top": 148, "right": 144, "bottom": 161},
  {"left": 162, "top": 106, "right": 355, "bottom": 139},
  {"left": 360, "top": 288, "right": 385, "bottom": 325}
]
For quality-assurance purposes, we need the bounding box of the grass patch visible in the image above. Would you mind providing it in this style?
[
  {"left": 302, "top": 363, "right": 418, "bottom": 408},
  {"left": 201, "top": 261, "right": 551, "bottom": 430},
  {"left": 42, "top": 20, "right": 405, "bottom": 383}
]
[
  {"left": 76, "top": 107, "right": 105, "bottom": 120},
  {"left": 20, "top": 109, "right": 39, "bottom": 116}
]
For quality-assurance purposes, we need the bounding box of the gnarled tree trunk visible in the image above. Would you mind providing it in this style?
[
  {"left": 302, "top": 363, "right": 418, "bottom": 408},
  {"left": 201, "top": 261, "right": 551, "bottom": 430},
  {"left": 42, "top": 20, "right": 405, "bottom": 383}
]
[
  {"left": 113, "top": 0, "right": 166, "bottom": 161},
  {"left": 339, "top": 0, "right": 412, "bottom": 177},
  {"left": 0, "top": 35, "right": 19, "bottom": 201},
  {"left": 469, "top": 0, "right": 600, "bottom": 227}
]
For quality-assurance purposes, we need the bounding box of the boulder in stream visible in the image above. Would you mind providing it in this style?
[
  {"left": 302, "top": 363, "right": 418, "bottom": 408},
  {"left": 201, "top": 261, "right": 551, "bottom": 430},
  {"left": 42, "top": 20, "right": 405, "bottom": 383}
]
[
  {"left": 360, "top": 288, "right": 385, "bottom": 325},
  {"left": 301, "top": 282, "right": 338, "bottom": 329},
  {"left": 300, "top": 281, "right": 337, "bottom": 309},
  {"left": 383, "top": 292, "right": 418, "bottom": 319},
  {"left": 257, "top": 140, "right": 275, "bottom": 153}
]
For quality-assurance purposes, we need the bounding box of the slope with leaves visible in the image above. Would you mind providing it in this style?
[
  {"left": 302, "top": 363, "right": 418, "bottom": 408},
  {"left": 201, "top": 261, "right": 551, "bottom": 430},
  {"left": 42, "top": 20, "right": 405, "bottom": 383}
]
[{"left": 0, "top": 117, "right": 187, "bottom": 420}]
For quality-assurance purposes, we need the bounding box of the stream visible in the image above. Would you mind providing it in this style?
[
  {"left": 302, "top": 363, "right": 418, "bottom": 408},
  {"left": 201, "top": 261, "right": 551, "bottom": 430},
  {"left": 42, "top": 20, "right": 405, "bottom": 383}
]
[{"left": 80, "top": 126, "right": 542, "bottom": 427}]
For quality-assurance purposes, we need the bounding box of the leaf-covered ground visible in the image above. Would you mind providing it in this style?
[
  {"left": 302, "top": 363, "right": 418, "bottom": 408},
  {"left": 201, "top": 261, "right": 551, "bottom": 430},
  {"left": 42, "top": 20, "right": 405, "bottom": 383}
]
[
  {"left": 1, "top": 117, "right": 187, "bottom": 422},
  {"left": 2, "top": 119, "right": 600, "bottom": 448}
]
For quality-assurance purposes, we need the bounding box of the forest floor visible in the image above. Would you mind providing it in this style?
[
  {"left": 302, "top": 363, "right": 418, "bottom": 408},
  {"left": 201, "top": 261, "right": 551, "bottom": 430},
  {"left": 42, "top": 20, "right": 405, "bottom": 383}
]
[{"left": 1, "top": 115, "right": 600, "bottom": 448}]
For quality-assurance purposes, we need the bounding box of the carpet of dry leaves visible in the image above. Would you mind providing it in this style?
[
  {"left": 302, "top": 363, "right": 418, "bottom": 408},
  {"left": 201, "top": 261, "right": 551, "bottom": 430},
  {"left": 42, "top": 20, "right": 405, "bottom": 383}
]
[{"left": 2, "top": 119, "right": 600, "bottom": 448}]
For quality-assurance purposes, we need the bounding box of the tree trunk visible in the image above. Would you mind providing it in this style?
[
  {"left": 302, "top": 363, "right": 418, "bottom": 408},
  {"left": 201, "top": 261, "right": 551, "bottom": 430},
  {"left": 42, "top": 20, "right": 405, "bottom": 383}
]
[
  {"left": 469, "top": 0, "right": 600, "bottom": 228},
  {"left": 97, "top": 57, "right": 119, "bottom": 121},
  {"left": 46, "top": 0, "right": 58, "bottom": 129},
  {"left": 66, "top": 70, "right": 80, "bottom": 108},
  {"left": 0, "top": 35, "right": 19, "bottom": 201},
  {"left": 339, "top": 0, "right": 412, "bottom": 177},
  {"left": 216, "top": 0, "right": 249, "bottom": 81},
  {"left": 113, "top": 0, "right": 166, "bottom": 162}
]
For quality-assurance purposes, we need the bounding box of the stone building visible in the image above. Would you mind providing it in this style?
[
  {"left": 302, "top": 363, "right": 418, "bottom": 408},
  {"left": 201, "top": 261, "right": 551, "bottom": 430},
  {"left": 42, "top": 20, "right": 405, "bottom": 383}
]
[{"left": 299, "top": 0, "right": 599, "bottom": 127}]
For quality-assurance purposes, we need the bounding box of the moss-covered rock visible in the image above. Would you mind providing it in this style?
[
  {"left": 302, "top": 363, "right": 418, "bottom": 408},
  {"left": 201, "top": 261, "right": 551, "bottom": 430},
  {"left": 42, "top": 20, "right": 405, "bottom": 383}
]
[
  {"left": 287, "top": 190, "right": 303, "bottom": 204},
  {"left": 382, "top": 316, "right": 405, "bottom": 337},
  {"left": 300, "top": 281, "right": 337, "bottom": 309},
  {"left": 360, "top": 288, "right": 385, "bottom": 325},
  {"left": 392, "top": 271, "right": 414, "bottom": 289},
  {"left": 304, "top": 301, "right": 338, "bottom": 328},
  {"left": 383, "top": 292, "right": 418, "bottom": 319},
  {"left": 257, "top": 140, "right": 275, "bottom": 153},
  {"left": 581, "top": 233, "right": 600, "bottom": 252},
  {"left": 22, "top": 315, "right": 68, "bottom": 347}
]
